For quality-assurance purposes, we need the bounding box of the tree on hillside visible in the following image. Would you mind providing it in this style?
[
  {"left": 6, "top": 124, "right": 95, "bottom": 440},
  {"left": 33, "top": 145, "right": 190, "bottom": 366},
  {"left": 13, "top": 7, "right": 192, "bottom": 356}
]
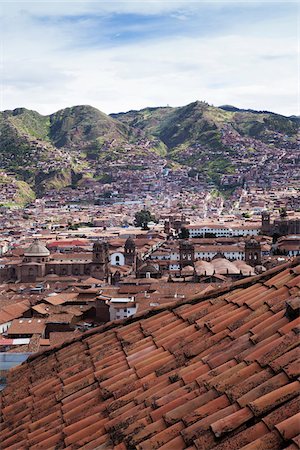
[{"left": 134, "top": 210, "right": 155, "bottom": 228}]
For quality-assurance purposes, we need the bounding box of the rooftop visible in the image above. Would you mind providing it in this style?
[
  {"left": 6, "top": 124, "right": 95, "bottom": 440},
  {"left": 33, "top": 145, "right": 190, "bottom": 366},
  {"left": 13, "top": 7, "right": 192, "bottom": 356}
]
[{"left": 1, "top": 258, "right": 300, "bottom": 449}]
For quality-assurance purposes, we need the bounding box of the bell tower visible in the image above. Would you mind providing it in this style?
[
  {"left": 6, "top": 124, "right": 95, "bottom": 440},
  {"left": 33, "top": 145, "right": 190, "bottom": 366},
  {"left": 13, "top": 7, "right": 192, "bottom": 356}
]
[
  {"left": 124, "top": 237, "right": 136, "bottom": 266},
  {"left": 245, "top": 238, "right": 262, "bottom": 267},
  {"left": 90, "top": 241, "right": 109, "bottom": 279},
  {"left": 179, "top": 240, "right": 195, "bottom": 269},
  {"left": 261, "top": 211, "right": 271, "bottom": 235}
]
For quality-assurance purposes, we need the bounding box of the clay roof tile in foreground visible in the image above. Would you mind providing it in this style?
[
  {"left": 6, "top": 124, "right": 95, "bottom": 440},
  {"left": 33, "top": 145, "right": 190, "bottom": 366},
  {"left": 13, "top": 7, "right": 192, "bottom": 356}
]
[{"left": 1, "top": 257, "right": 300, "bottom": 449}]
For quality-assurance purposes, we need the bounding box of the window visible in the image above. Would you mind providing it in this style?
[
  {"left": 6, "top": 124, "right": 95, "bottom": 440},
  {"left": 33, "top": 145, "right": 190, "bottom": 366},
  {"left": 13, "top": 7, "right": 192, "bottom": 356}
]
[{"left": 116, "top": 255, "right": 120, "bottom": 262}]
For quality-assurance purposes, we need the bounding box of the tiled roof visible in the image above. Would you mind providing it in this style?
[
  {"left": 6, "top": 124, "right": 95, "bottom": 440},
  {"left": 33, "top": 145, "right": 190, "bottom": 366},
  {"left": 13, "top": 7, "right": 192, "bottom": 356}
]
[
  {"left": 1, "top": 259, "right": 300, "bottom": 449},
  {"left": 6, "top": 318, "right": 46, "bottom": 336},
  {"left": 0, "top": 300, "right": 30, "bottom": 324}
]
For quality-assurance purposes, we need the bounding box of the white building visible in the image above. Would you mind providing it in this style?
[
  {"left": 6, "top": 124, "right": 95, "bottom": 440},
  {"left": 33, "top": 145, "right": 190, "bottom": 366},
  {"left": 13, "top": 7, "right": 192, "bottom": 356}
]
[
  {"left": 110, "top": 252, "right": 125, "bottom": 266},
  {"left": 186, "top": 223, "right": 260, "bottom": 238},
  {"left": 194, "top": 245, "right": 245, "bottom": 261},
  {"left": 108, "top": 297, "right": 137, "bottom": 321}
]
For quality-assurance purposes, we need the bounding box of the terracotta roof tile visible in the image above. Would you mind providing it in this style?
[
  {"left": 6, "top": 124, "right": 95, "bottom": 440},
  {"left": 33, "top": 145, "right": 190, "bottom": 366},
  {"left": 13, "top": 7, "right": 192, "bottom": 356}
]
[
  {"left": 250, "top": 320, "right": 289, "bottom": 345},
  {"left": 227, "top": 284, "right": 266, "bottom": 305},
  {"left": 28, "top": 429, "right": 63, "bottom": 448},
  {"left": 283, "top": 358, "right": 300, "bottom": 379},
  {"left": 183, "top": 394, "right": 231, "bottom": 426},
  {"left": 239, "top": 430, "right": 283, "bottom": 450},
  {"left": 264, "top": 268, "right": 293, "bottom": 287},
  {"left": 278, "top": 316, "right": 300, "bottom": 335},
  {"left": 284, "top": 444, "right": 299, "bottom": 450},
  {"left": 175, "top": 300, "right": 212, "bottom": 321},
  {"left": 136, "top": 421, "right": 185, "bottom": 450},
  {"left": 195, "top": 303, "right": 237, "bottom": 328},
  {"left": 150, "top": 390, "right": 200, "bottom": 422},
  {"left": 175, "top": 360, "right": 210, "bottom": 385},
  {"left": 262, "top": 396, "right": 300, "bottom": 430},
  {"left": 205, "top": 361, "right": 247, "bottom": 392},
  {"left": 1, "top": 259, "right": 300, "bottom": 450},
  {"left": 205, "top": 335, "right": 252, "bottom": 369},
  {"left": 211, "top": 422, "right": 269, "bottom": 450},
  {"left": 128, "top": 418, "right": 166, "bottom": 447},
  {"left": 248, "top": 380, "right": 300, "bottom": 416},
  {"left": 292, "top": 434, "right": 300, "bottom": 447},
  {"left": 184, "top": 330, "right": 228, "bottom": 359},
  {"left": 134, "top": 377, "right": 170, "bottom": 405},
  {"left": 148, "top": 380, "right": 183, "bottom": 404},
  {"left": 250, "top": 310, "right": 286, "bottom": 335},
  {"left": 242, "top": 333, "right": 281, "bottom": 364},
  {"left": 209, "top": 362, "right": 261, "bottom": 394},
  {"left": 164, "top": 389, "right": 218, "bottom": 425},
  {"left": 193, "top": 429, "right": 222, "bottom": 450},
  {"left": 76, "top": 433, "right": 111, "bottom": 449},
  {"left": 182, "top": 403, "right": 239, "bottom": 445},
  {"left": 286, "top": 274, "right": 300, "bottom": 287},
  {"left": 229, "top": 307, "right": 272, "bottom": 338},
  {"left": 196, "top": 359, "right": 238, "bottom": 385},
  {"left": 157, "top": 435, "right": 186, "bottom": 450},
  {"left": 237, "top": 372, "right": 289, "bottom": 407},
  {"left": 209, "top": 308, "right": 250, "bottom": 334},
  {"left": 4, "top": 440, "right": 29, "bottom": 450},
  {"left": 225, "top": 367, "right": 273, "bottom": 402},
  {"left": 105, "top": 403, "right": 152, "bottom": 435},
  {"left": 255, "top": 330, "right": 299, "bottom": 367},
  {"left": 211, "top": 406, "right": 254, "bottom": 438},
  {"left": 63, "top": 397, "right": 102, "bottom": 424}
]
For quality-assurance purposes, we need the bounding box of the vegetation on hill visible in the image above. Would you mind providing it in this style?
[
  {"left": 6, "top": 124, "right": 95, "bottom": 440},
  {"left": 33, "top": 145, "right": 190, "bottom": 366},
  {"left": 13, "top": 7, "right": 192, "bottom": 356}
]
[
  {"left": 50, "top": 105, "right": 129, "bottom": 150},
  {"left": 0, "top": 102, "right": 299, "bottom": 198},
  {"left": 0, "top": 173, "right": 35, "bottom": 207}
]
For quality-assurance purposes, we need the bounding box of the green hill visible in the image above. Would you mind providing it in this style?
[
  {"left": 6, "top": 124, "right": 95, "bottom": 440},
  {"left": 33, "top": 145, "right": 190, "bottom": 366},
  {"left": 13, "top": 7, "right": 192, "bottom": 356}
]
[
  {"left": 49, "top": 105, "right": 129, "bottom": 151},
  {"left": 0, "top": 106, "right": 134, "bottom": 193},
  {"left": 112, "top": 101, "right": 299, "bottom": 151},
  {"left": 1, "top": 102, "right": 299, "bottom": 198}
]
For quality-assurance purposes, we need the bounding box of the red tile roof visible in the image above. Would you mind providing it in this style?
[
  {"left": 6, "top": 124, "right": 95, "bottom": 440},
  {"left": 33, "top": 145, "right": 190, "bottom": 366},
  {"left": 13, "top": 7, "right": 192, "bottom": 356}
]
[
  {"left": 1, "top": 258, "right": 300, "bottom": 449},
  {"left": 6, "top": 318, "right": 46, "bottom": 336}
]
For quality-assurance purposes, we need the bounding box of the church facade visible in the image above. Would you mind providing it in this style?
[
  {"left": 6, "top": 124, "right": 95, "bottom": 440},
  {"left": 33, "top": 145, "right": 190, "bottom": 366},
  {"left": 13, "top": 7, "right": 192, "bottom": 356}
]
[{"left": 0, "top": 239, "right": 110, "bottom": 283}]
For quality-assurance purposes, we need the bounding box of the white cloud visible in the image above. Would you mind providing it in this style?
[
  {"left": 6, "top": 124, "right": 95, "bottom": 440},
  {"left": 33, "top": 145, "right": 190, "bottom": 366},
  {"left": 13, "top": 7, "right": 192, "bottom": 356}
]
[{"left": 1, "top": 1, "right": 298, "bottom": 116}]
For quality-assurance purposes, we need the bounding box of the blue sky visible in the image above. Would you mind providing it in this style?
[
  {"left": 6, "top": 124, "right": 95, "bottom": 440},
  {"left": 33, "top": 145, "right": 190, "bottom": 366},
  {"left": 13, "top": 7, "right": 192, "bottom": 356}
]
[{"left": 1, "top": 1, "right": 299, "bottom": 115}]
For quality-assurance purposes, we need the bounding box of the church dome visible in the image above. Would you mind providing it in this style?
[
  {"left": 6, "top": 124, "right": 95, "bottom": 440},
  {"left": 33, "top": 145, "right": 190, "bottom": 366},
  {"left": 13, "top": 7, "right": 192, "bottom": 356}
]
[
  {"left": 138, "top": 262, "right": 158, "bottom": 274},
  {"left": 24, "top": 239, "right": 50, "bottom": 257}
]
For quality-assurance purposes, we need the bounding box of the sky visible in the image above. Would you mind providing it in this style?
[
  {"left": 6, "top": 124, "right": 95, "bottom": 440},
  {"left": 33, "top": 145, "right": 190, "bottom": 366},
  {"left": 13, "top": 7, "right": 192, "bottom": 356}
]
[{"left": 0, "top": 1, "right": 299, "bottom": 116}]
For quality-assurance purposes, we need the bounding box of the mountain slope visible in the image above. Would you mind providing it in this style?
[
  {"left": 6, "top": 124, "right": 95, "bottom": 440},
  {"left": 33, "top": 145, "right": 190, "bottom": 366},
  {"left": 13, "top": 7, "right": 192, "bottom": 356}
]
[
  {"left": 49, "top": 105, "right": 130, "bottom": 150},
  {"left": 1, "top": 102, "right": 299, "bottom": 199},
  {"left": 112, "top": 101, "right": 299, "bottom": 151},
  {"left": 112, "top": 101, "right": 299, "bottom": 184},
  {"left": 0, "top": 106, "right": 135, "bottom": 194}
]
